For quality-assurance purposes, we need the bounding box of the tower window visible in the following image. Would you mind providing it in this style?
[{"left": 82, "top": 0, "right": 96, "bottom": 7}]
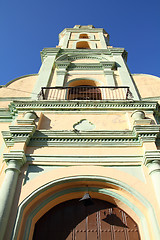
[
  {"left": 79, "top": 34, "right": 89, "bottom": 39},
  {"left": 76, "top": 41, "right": 90, "bottom": 49}
]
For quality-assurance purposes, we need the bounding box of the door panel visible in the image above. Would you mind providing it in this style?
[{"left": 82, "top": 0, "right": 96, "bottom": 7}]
[{"left": 33, "top": 199, "right": 140, "bottom": 240}]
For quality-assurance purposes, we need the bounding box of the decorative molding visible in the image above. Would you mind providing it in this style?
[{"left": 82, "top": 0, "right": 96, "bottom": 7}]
[
  {"left": 144, "top": 151, "right": 160, "bottom": 165},
  {"left": 3, "top": 150, "right": 26, "bottom": 166},
  {"left": 17, "top": 119, "right": 35, "bottom": 125},
  {"left": 134, "top": 125, "right": 160, "bottom": 142},
  {"left": 3, "top": 124, "right": 159, "bottom": 147},
  {"left": 67, "top": 62, "right": 115, "bottom": 71},
  {"left": 0, "top": 109, "right": 13, "bottom": 122},
  {"left": 40, "top": 48, "right": 60, "bottom": 62},
  {"left": 2, "top": 125, "right": 36, "bottom": 146},
  {"left": 56, "top": 61, "right": 70, "bottom": 69},
  {"left": 26, "top": 154, "right": 143, "bottom": 164},
  {"left": 58, "top": 48, "right": 125, "bottom": 57},
  {"left": 73, "top": 119, "right": 95, "bottom": 131},
  {"left": 9, "top": 100, "right": 158, "bottom": 113}
]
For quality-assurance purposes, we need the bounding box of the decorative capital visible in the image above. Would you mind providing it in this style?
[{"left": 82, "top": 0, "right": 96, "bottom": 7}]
[
  {"left": 144, "top": 150, "right": 160, "bottom": 165},
  {"left": 3, "top": 150, "right": 26, "bottom": 172}
]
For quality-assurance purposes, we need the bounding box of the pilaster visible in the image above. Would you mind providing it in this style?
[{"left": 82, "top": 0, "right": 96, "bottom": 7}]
[
  {"left": 98, "top": 32, "right": 107, "bottom": 48},
  {"left": 104, "top": 70, "right": 115, "bottom": 86},
  {"left": 31, "top": 48, "right": 60, "bottom": 100},
  {"left": 111, "top": 50, "right": 140, "bottom": 100},
  {"left": 62, "top": 31, "right": 71, "bottom": 48}
]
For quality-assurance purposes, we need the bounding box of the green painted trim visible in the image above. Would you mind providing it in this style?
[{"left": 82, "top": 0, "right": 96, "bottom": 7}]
[
  {"left": 26, "top": 155, "right": 143, "bottom": 165},
  {"left": 3, "top": 150, "right": 26, "bottom": 166},
  {"left": 40, "top": 48, "right": 61, "bottom": 62},
  {"left": 142, "top": 97, "right": 160, "bottom": 100},
  {"left": 2, "top": 125, "right": 36, "bottom": 146},
  {"left": 144, "top": 150, "right": 160, "bottom": 165},
  {"left": 0, "top": 109, "right": 13, "bottom": 121},
  {"left": 0, "top": 97, "right": 30, "bottom": 101},
  {"left": 12, "top": 176, "right": 160, "bottom": 240},
  {"left": 10, "top": 100, "right": 158, "bottom": 113},
  {"left": 5, "top": 126, "right": 159, "bottom": 148},
  {"left": 66, "top": 62, "right": 115, "bottom": 71},
  {"left": 56, "top": 52, "right": 109, "bottom": 62},
  {"left": 0, "top": 74, "right": 38, "bottom": 88}
]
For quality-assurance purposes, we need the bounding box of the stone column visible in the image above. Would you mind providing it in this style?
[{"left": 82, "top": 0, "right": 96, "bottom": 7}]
[
  {"left": 0, "top": 151, "right": 26, "bottom": 240},
  {"left": 31, "top": 48, "right": 60, "bottom": 100},
  {"left": 144, "top": 151, "right": 160, "bottom": 207},
  {"left": 112, "top": 53, "right": 140, "bottom": 100}
]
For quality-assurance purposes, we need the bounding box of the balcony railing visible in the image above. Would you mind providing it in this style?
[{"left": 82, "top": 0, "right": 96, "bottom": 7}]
[{"left": 39, "top": 86, "right": 133, "bottom": 101}]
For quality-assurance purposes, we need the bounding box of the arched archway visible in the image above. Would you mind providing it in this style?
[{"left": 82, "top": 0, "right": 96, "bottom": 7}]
[
  {"left": 12, "top": 173, "right": 160, "bottom": 240},
  {"left": 33, "top": 198, "right": 140, "bottom": 240}
]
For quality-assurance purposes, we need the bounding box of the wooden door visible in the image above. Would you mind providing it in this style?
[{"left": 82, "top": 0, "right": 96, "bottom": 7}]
[{"left": 33, "top": 199, "right": 140, "bottom": 240}]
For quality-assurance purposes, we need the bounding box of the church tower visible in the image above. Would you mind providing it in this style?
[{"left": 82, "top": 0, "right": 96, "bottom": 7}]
[{"left": 0, "top": 25, "right": 160, "bottom": 240}]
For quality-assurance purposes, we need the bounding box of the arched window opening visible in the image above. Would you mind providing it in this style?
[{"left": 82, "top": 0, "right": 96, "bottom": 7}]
[
  {"left": 76, "top": 41, "right": 90, "bottom": 49},
  {"left": 79, "top": 33, "right": 89, "bottom": 39},
  {"left": 68, "top": 85, "right": 102, "bottom": 100}
]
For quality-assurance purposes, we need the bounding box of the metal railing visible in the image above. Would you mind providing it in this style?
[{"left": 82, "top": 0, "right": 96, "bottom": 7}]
[{"left": 39, "top": 86, "right": 133, "bottom": 101}]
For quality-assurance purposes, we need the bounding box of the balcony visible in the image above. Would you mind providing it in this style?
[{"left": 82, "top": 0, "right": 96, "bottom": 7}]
[{"left": 39, "top": 86, "right": 133, "bottom": 101}]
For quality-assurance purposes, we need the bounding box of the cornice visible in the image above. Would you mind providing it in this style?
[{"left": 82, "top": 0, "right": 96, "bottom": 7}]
[
  {"left": 40, "top": 48, "right": 126, "bottom": 62},
  {"left": 134, "top": 125, "right": 160, "bottom": 142},
  {"left": 2, "top": 123, "right": 160, "bottom": 147},
  {"left": 40, "top": 48, "right": 61, "bottom": 62},
  {"left": 59, "top": 28, "right": 106, "bottom": 36},
  {"left": 27, "top": 129, "right": 141, "bottom": 147},
  {"left": 9, "top": 100, "right": 158, "bottom": 113},
  {"left": 57, "top": 48, "right": 126, "bottom": 56},
  {"left": 2, "top": 125, "right": 36, "bottom": 146}
]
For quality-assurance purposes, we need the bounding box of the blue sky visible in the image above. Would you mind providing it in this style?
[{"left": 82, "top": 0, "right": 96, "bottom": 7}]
[{"left": 0, "top": 0, "right": 159, "bottom": 85}]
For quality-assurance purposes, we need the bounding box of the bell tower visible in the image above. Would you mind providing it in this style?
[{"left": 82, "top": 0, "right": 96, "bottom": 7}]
[
  {"left": 32, "top": 25, "right": 140, "bottom": 100},
  {"left": 58, "top": 25, "right": 109, "bottom": 49}
]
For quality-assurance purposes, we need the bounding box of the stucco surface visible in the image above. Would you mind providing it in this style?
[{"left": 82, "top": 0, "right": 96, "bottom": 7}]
[
  {"left": 0, "top": 75, "right": 38, "bottom": 98},
  {"left": 38, "top": 112, "right": 128, "bottom": 130},
  {"left": 132, "top": 74, "right": 160, "bottom": 99}
]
